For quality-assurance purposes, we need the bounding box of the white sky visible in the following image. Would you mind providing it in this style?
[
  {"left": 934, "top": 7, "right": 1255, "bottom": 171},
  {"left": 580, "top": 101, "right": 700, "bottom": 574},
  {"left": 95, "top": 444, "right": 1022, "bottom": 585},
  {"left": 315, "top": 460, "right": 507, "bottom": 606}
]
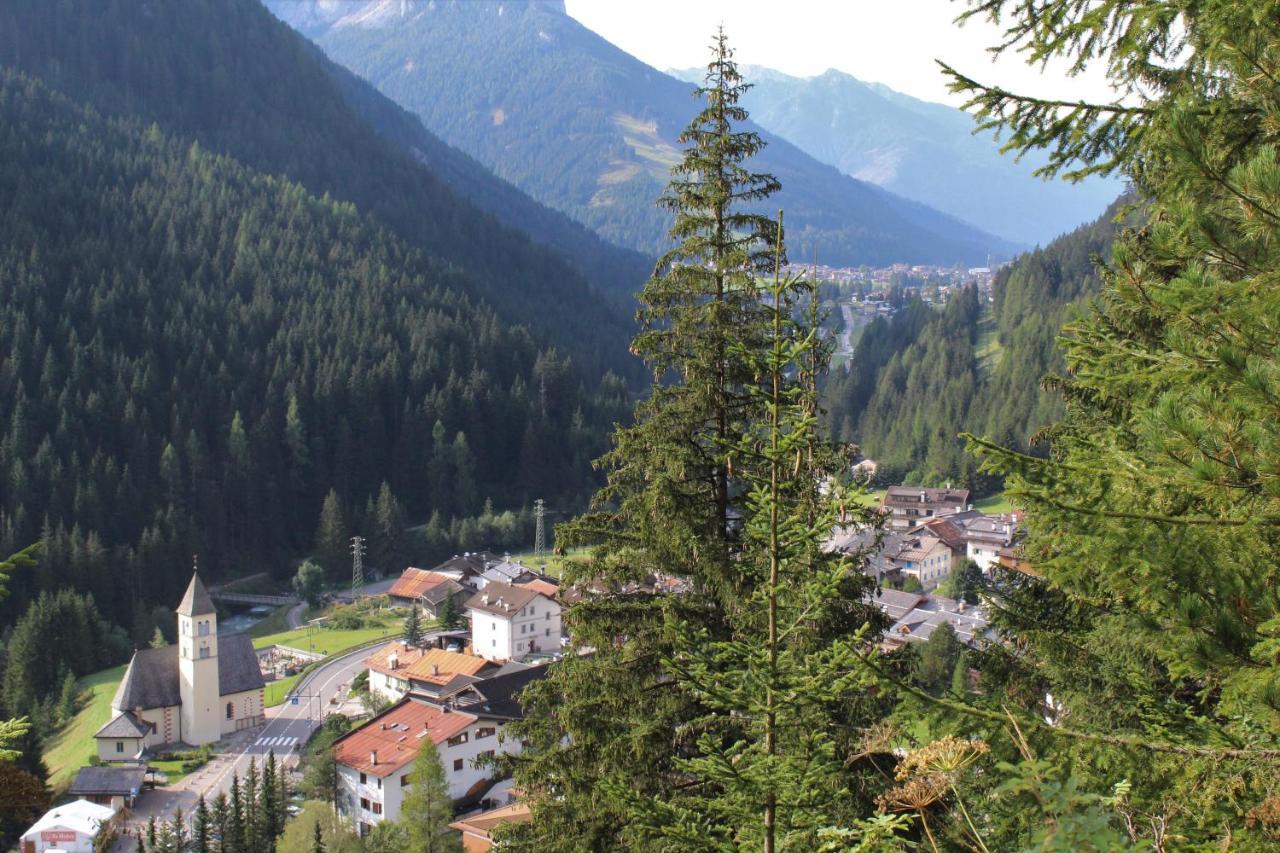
[{"left": 563, "top": 0, "right": 1120, "bottom": 108}]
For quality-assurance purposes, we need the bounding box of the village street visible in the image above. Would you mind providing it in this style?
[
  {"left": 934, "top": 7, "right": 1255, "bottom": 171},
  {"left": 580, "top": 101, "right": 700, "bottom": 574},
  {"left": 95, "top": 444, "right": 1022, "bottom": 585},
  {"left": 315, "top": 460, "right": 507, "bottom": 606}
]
[{"left": 113, "top": 640, "right": 394, "bottom": 847}]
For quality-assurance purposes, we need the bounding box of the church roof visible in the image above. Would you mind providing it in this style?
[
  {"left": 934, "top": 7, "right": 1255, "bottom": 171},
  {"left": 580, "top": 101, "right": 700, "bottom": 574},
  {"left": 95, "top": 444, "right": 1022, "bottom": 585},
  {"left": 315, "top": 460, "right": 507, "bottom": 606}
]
[
  {"left": 176, "top": 572, "right": 216, "bottom": 617},
  {"left": 94, "top": 710, "right": 152, "bottom": 739},
  {"left": 112, "top": 634, "right": 264, "bottom": 712}
]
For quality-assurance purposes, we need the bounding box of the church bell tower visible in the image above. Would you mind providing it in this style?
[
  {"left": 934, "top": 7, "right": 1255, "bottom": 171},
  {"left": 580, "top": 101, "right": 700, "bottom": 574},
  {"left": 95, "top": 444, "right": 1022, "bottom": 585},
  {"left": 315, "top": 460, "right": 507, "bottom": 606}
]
[{"left": 177, "top": 568, "right": 221, "bottom": 745}]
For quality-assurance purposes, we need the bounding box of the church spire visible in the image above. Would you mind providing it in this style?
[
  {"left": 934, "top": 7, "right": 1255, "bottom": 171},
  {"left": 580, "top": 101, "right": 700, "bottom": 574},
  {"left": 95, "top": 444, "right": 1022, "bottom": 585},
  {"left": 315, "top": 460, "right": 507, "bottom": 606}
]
[{"left": 177, "top": 565, "right": 215, "bottom": 617}]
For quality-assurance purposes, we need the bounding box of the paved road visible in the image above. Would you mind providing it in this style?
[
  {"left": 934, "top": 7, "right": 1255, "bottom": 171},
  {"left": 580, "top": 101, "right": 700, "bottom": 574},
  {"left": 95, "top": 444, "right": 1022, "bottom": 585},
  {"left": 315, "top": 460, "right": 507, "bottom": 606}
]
[
  {"left": 286, "top": 601, "right": 308, "bottom": 630},
  {"left": 330, "top": 577, "right": 398, "bottom": 602},
  {"left": 117, "top": 640, "right": 392, "bottom": 845}
]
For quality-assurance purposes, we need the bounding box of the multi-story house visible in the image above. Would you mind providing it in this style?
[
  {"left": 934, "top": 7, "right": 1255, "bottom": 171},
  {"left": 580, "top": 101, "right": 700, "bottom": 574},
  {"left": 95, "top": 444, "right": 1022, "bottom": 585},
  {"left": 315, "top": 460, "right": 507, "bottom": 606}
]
[
  {"left": 881, "top": 486, "right": 970, "bottom": 531},
  {"left": 333, "top": 666, "right": 547, "bottom": 835},
  {"left": 465, "top": 581, "right": 561, "bottom": 663}
]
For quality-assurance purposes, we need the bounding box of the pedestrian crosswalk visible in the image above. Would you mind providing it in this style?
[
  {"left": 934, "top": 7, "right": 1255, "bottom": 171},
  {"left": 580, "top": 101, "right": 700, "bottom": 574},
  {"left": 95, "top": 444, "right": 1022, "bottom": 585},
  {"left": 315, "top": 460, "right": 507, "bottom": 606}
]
[{"left": 253, "top": 735, "right": 298, "bottom": 750}]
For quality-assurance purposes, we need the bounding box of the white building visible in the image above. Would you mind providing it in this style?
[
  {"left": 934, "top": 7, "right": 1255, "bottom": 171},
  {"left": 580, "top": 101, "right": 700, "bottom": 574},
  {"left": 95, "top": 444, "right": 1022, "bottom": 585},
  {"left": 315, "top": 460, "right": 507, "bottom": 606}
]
[
  {"left": 20, "top": 799, "right": 114, "bottom": 853},
  {"left": 332, "top": 694, "right": 524, "bottom": 836},
  {"left": 465, "top": 581, "right": 561, "bottom": 662},
  {"left": 95, "top": 572, "right": 264, "bottom": 754},
  {"left": 959, "top": 515, "right": 1020, "bottom": 572}
]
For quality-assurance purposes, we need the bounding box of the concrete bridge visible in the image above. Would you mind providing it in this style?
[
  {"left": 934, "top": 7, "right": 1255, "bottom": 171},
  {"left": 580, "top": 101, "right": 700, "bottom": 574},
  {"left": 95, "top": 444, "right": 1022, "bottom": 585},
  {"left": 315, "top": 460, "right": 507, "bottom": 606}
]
[{"left": 209, "top": 591, "right": 298, "bottom": 607}]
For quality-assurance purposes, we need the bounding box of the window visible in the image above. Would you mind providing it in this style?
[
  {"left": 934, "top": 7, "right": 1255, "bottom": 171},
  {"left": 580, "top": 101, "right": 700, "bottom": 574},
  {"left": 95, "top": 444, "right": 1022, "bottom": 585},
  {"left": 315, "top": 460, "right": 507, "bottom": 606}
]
[
  {"left": 198, "top": 620, "right": 209, "bottom": 637},
  {"left": 360, "top": 797, "right": 370, "bottom": 811},
  {"left": 476, "top": 727, "right": 496, "bottom": 739},
  {"left": 199, "top": 645, "right": 210, "bottom": 659},
  {"left": 545, "top": 612, "right": 550, "bottom": 621},
  {"left": 360, "top": 772, "right": 367, "bottom": 785},
  {"left": 545, "top": 628, "right": 550, "bottom": 637},
  {"left": 401, "top": 775, "right": 411, "bottom": 787},
  {"left": 453, "top": 758, "right": 464, "bottom": 771},
  {"left": 516, "top": 641, "right": 523, "bottom": 651},
  {"left": 491, "top": 638, "right": 496, "bottom": 647},
  {"left": 116, "top": 741, "right": 124, "bottom": 753},
  {"left": 372, "top": 802, "right": 382, "bottom": 815},
  {"left": 447, "top": 732, "right": 469, "bottom": 747},
  {"left": 376, "top": 777, "right": 381, "bottom": 789},
  {"left": 479, "top": 749, "right": 495, "bottom": 760},
  {"left": 226, "top": 702, "right": 234, "bottom": 720}
]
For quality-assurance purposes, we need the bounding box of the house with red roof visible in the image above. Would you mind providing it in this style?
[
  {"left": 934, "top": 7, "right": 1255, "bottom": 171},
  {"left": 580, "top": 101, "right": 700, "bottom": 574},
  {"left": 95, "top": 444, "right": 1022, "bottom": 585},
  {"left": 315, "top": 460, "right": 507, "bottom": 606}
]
[{"left": 332, "top": 693, "right": 528, "bottom": 835}]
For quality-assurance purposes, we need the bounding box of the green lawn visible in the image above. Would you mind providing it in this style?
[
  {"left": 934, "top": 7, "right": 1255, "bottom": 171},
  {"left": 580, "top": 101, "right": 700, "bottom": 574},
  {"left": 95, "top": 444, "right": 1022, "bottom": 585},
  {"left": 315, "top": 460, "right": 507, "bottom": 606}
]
[
  {"left": 251, "top": 616, "right": 398, "bottom": 656},
  {"left": 264, "top": 673, "right": 302, "bottom": 708},
  {"left": 43, "top": 664, "right": 126, "bottom": 789},
  {"left": 853, "top": 488, "right": 888, "bottom": 508},
  {"left": 974, "top": 492, "right": 1017, "bottom": 514},
  {"left": 147, "top": 757, "right": 199, "bottom": 786},
  {"left": 505, "top": 547, "right": 589, "bottom": 580}
]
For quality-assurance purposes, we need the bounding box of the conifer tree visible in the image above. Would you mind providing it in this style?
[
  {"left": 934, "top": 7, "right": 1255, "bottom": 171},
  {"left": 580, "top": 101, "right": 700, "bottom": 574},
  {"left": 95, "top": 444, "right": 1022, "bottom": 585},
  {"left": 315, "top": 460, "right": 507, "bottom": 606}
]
[
  {"left": 229, "top": 772, "right": 245, "bottom": 853},
  {"left": 261, "top": 751, "right": 280, "bottom": 844},
  {"left": 598, "top": 218, "right": 905, "bottom": 848},
  {"left": 402, "top": 736, "right": 459, "bottom": 853},
  {"left": 506, "top": 34, "right": 900, "bottom": 848},
  {"left": 190, "top": 797, "right": 210, "bottom": 853},
  {"left": 243, "top": 759, "right": 260, "bottom": 852},
  {"left": 210, "top": 791, "right": 231, "bottom": 853},
  {"left": 402, "top": 604, "right": 424, "bottom": 648},
  {"left": 313, "top": 490, "right": 348, "bottom": 579},
  {"left": 834, "top": 0, "right": 1280, "bottom": 847}
]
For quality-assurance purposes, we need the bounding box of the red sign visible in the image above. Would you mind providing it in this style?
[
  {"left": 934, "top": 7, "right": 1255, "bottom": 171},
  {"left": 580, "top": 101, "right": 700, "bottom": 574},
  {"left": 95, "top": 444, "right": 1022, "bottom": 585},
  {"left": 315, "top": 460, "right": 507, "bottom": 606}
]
[{"left": 41, "top": 829, "right": 78, "bottom": 842}]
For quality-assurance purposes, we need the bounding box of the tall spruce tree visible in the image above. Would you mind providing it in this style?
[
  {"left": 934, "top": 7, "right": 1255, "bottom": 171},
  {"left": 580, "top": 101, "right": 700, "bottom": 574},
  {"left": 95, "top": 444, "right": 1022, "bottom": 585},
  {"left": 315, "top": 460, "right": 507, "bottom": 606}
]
[
  {"left": 192, "top": 796, "right": 211, "bottom": 853},
  {"left": 503, "top": 33, "right": 897, "bottom": 850},
  {"left": 504, "top": 30, "right": 783, "bottom": 846},
  {"left": 403, "top": 605, "right": 424, "bottom": 648},
  {"left": 599, "top": 218, "right": 907, "bottom": 848},
  {"left": 402, "top": 736, "right": 459, "bottom": 853}
]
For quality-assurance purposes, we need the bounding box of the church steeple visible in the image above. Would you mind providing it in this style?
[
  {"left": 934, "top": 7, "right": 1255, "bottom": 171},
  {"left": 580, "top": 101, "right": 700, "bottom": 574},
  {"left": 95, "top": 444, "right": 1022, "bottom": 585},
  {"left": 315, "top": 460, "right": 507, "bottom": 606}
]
[
  {"left": 177, "top": 562, "right": 220, "bottom": 745},
  {"left": 177, "top": 567, "right": 215, "bottom": 617}
]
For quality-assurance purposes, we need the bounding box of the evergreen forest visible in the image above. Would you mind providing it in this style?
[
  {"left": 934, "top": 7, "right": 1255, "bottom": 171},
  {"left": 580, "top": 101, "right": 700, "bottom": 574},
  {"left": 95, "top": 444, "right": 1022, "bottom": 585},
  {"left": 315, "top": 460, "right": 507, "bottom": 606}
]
[
  {"left": 825, "top": 199, "right": 1124, "bottom": 490},
  {"left": 0, "top": 70, "right": 627, "bottom": 633}
]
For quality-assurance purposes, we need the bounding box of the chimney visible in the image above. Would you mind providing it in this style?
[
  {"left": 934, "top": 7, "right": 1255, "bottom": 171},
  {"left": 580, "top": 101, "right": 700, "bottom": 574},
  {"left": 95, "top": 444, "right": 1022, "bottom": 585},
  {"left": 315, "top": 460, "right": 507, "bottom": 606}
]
[
  {"left": 370, "top": 750, "right": 378, "bottom": 766},
  {"left": 481, "top": 593, "right": 489, "bottom": 605},
  {"left": 432, "top": 664, "right": 439, "bottom": 676},
  {"left": 388, "top": 653, "right": 399, "bottom": 670},
  {"left": 442, "top": 705, "right": 451, "bottom": 714}
]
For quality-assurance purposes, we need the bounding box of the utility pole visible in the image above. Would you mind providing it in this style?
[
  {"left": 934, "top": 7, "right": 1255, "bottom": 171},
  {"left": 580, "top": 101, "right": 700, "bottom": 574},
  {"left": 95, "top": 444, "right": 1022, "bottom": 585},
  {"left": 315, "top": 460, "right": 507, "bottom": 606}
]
[
  {"left": 533, "top": 499, "right": 546, "bottom": 568},
  {"left": 350, "top": 535, "right": 365, "bottom": 598}
]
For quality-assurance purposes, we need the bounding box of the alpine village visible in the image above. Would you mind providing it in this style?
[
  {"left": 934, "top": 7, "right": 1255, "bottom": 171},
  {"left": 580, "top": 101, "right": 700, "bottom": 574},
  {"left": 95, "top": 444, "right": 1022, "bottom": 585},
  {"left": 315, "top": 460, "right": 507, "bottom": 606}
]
[{"left": 0, "top": 0, "right": 1276, "bottom": 850}]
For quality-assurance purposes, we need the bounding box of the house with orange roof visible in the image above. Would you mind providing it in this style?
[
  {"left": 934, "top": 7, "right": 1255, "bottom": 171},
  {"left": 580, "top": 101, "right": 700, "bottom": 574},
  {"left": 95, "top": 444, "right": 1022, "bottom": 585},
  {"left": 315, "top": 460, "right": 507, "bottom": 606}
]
[
  {"left": 365, "top": 642, "right": 498, "bottom": 703},
  {"left": 450, "top": 802, "right": 532, "bottom": 851},
  {"left": 388, "top": 568, "right": 467, "bottom": 619},
  {"left": 333, "top": 694, "right": 529, "bottom": 835}
]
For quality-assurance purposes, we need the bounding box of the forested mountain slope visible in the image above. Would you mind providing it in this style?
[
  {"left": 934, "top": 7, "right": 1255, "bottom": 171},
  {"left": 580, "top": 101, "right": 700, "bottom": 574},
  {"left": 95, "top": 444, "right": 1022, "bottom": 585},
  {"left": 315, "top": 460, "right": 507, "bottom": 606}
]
[
  {"left": 670, "top": 65, "right": 1119, "bottom": 246},
  {"left": 266, "top": 0, "right": 1019, "bottom": 266},
  {"left": 825, "top": 198, "right": 1126, "bottom": 488},
  {"left": 0, "top": 0, "right": 642, "bottom": 379},
  {"left": 0, "top": 70, "right": 628, "bottom": 631}
]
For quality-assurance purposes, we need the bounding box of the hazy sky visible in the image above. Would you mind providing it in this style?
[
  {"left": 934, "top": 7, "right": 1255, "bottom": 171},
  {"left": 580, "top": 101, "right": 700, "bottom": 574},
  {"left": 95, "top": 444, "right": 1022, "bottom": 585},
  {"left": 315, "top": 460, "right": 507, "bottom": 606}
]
[{"left": 563, "top": 0, "right": 1119, "bottom": 108}]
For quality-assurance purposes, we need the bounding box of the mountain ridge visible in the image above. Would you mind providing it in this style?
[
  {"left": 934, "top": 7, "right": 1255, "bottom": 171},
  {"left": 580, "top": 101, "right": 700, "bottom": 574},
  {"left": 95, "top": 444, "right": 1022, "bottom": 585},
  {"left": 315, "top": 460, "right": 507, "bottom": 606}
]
[
  {"left": 267, "top": 0, "right": 1020, "bottom": 266},
  {"left": 667, "top": 64, "right": 1120, "bottom": 246}
]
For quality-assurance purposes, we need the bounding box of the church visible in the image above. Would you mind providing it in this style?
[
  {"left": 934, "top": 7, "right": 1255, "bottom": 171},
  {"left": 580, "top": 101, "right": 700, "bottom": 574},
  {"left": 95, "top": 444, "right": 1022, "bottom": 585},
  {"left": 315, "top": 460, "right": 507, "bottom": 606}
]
[{"left": 94, "top": 572, "right": 265, "bottom": 759}]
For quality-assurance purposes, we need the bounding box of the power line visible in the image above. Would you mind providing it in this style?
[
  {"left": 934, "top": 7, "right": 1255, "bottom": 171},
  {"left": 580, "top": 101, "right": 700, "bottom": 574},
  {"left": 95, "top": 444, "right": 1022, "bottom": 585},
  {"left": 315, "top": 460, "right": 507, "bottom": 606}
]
[
  {"left": 534, "top": 499, "right": 546, "bottom": 568},
  {"left": 350, "top": 535, "right": 365, "bottom": 597}
]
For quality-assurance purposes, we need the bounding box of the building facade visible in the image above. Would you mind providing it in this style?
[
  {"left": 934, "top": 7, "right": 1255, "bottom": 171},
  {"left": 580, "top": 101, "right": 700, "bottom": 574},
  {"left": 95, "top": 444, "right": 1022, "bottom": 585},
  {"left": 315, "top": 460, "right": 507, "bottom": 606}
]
[{"left": 465, "top": 582, "right": 561, "bottom": 662}]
